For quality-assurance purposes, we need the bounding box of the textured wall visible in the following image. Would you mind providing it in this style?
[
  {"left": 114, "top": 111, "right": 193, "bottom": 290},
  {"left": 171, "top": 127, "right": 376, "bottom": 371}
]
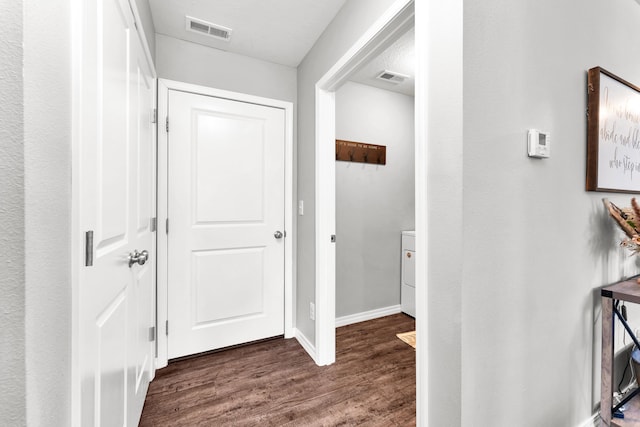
[
  {"left": 24, "top": 0, "right": 72, "bottom": 425},
  {"left": 335, "top": 82, "right": 414, "bottom": 317},
  {"left": 0, "top": 0, "right": 26, "bottom": 425},
  {"left": 462, "top": 0, "right": 640, "bottom": 425}
]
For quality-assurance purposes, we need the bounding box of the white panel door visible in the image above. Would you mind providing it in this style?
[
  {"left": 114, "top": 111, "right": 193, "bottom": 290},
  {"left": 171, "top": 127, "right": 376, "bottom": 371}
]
[
  {"left": 77, "top": 0, "right": 155, "bottom": 425},
  {"left": 167, "top": 90, "right": 285, "bottom": 359}
]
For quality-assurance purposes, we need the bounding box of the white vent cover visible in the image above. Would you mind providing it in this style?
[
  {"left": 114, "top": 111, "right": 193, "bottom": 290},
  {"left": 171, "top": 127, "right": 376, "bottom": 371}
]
[
  {"left": 376, "top": 70, "right": 410, "bottom": 84},
  {"left": 186, "top": 16, "right": 232, "bottom": 41}
]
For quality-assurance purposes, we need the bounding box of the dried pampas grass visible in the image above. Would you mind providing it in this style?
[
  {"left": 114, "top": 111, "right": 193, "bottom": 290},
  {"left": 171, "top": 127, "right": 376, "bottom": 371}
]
[{"left": 604, "top": 198, "right": 640, "bottom": 255}]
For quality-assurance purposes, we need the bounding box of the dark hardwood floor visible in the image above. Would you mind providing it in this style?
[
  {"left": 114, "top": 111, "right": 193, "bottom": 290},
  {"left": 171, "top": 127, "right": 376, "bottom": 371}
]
[{"left": 139, "top": 313, "right": 416, "bottom": 426}]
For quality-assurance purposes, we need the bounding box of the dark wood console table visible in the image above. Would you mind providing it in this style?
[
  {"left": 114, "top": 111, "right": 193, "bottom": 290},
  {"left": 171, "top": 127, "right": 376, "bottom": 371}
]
[{"left": 601, "top": 277, "right": 640, "bottom": 426}]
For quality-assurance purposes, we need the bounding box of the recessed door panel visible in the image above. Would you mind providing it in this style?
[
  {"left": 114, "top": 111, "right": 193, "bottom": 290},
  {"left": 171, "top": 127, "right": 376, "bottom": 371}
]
[
  {"left": 193, "top": 248, "right": 265, "bottom": 325},
  {"left": 99, "top": 0, "right": 130, "bottom": 246},
  {"left": 96, "top": 290, "right": 126, "bottom": 427},
  {"left": 136, "top": 64, "right": 154, "bottom": 235},
  {"left": 134, "top": 264, "right": 152, "bottom": 391},
  {"left": 194, "top": 112, "right": 265, "bottom": 224}
]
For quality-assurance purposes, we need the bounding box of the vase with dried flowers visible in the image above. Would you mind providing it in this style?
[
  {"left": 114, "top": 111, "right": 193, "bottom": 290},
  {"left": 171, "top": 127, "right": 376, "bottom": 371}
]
[{"left": 604, "top": 198, "right": 640, "bottom": 259}]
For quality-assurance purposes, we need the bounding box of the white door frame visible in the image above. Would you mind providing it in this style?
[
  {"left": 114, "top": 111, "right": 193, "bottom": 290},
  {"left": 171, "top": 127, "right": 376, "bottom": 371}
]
[
  {"left": 156, "top": 79, "right": 294, "bottom": 368},
  {"left": 314, "top": 0, "right": 426, "bottom": 421}
]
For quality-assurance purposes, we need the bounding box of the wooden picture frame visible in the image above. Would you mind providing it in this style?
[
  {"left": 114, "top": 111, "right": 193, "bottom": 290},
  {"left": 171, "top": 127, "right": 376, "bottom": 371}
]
[{"left": 586, "top": 67, "right": 640, "bottom": 193}]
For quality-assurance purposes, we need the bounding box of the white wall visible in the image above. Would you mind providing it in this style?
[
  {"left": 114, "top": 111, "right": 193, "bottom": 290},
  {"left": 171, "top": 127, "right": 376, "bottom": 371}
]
[
  {"left": 335, "top": 82, "right": 414, "bottom": 317},
  {"left": 0, "top": 0, "right": 25, "bottom": 424},
  {"left": 462, "top": 0, "right": 640, "bottom": 425},
  {"left": 156, "top": 34, "right": 296, "bottom": 103}
]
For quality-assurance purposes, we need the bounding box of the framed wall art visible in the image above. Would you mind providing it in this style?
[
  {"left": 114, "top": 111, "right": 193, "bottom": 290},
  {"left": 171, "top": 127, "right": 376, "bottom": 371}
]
[{"left": 586, "top": 67, "right": 640, "bottom": 193}]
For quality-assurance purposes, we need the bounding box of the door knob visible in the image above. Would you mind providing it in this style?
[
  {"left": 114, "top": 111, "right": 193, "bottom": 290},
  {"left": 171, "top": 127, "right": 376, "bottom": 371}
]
[
  {"left": 274, "top": 231, "right": 283, "bottom": 239},
  {"left": 128, "top": 249, "right": 149, "bottom": 268}
]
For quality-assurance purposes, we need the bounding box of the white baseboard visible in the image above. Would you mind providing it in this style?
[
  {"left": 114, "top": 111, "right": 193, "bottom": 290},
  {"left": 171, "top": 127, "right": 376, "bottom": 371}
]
[
  {"left": 295, "top": 306, "right": 403, "bottom": 366},
  {"left": 294, "top": 328, "right": 318, "bottom": 364},
  {"left": 335, "top": 305, "right": 402, "bottom": 328},
  {"left": 578, "top": 413, "right": 599, "bottom": 427}
]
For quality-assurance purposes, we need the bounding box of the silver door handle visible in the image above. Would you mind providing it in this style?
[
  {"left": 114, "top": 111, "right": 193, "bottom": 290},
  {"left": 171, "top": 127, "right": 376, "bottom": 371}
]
[
  {"left": 128, "top": 249, "right": 149, "bottom": 268},
  {"left": 274, "top": 231, "right": 283, "bottom": 239}
]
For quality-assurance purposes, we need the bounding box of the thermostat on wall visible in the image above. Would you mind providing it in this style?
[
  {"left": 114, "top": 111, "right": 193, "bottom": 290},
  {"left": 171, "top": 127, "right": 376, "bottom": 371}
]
[{"left": 527, "top": 129, "right": 550, "bottom": 158}]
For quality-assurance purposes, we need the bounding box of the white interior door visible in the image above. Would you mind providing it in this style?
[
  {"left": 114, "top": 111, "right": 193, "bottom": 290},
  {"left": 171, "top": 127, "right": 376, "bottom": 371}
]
[
  {"left": 167, "top": 90, "right": 285, "bottom": 359},
  {"left": 77, "top": 0, "right": 156, "bottom": 425}
]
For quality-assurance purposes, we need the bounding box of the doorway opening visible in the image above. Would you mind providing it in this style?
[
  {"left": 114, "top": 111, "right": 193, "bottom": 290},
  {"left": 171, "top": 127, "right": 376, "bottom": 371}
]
[
  {"left": 334, "top": 26, "right": 415, "bottom": 326},
  {"left": 313, "top": 0, "right": 415, "bottom": 363},
  {"left": 314, "top": 0, "right": 423, "bottom": 416}
]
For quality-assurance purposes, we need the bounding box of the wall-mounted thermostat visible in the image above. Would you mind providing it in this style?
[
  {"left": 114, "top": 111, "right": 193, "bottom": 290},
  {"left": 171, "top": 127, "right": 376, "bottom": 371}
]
[{"left": 527, "top": 129, "right": 550, "bottom": 158}]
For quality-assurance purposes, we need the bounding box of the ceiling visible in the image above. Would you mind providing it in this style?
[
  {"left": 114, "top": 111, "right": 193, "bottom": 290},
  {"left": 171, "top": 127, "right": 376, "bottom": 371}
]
[
  {"left": 148, "top": 0, "right": 348, "bottom": 68},
  {"left": 148, "top": 0, "right": 414, "bottom": 95}
]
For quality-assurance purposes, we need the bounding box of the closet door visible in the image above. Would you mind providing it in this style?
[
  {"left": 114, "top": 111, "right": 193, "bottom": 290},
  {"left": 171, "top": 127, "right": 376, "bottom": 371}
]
[
  {"left": 166, "top": 90, "right": 286, "bottom": 359},
  {"left": 76, "top": 0, "right": 156, "bottom": 425}
]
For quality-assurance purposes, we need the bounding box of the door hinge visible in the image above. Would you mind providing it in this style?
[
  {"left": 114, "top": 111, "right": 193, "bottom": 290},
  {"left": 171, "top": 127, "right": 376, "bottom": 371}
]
[
  {"left": 165, "top": 116, "right": 169, "bottom": 133},
  {"left": 150, "top": 217, "right": 157, "bottom": 232},
  {"left": 85, "top": 230, "right": 94, "bottom": 266},
  {"left": 151, "top": 108, "right": 157, "bottom": 124},
  {"left": 165, "top": 320, "right": 169, "bottom": 336},
  {"left": 148, "top": 326, "right": 156, "bottom": 342},
  {"left": 166, "top": 218, "right": 169, "bottom": 234},
  {"left": 331, "top": 234, "right": 336, "bottom": 243}
]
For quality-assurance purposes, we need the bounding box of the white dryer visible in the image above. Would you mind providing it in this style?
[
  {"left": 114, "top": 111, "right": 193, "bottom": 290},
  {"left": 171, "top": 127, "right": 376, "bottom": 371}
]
[{"left": 401, "top": 231, "right": 415, "bottom": 317}]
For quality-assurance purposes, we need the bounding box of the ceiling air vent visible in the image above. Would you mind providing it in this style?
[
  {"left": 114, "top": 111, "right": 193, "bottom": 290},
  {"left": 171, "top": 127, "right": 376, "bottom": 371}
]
[
  {"left": 376, "top": 70, "right": 410, "bottom": 84},
  {"left": 186, "top": 16, "right": 232, "bottom": 42}
]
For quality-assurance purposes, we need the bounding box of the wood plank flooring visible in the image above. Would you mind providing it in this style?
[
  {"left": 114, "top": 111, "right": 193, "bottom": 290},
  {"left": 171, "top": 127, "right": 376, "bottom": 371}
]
[{"left": 140, "top": 313, "right": 415, "bottom": 426}]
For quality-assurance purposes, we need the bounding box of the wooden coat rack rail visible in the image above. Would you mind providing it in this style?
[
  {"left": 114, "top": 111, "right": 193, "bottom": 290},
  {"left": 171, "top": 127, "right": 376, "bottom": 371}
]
[{"left": 335, "top": 139, "right": 386, "bottom": 165}]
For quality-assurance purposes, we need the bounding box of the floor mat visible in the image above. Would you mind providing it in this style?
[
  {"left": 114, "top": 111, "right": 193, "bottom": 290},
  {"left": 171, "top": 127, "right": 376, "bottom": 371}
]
[{"left": 396, "top": 331, "right": 416, "bottom": 349}]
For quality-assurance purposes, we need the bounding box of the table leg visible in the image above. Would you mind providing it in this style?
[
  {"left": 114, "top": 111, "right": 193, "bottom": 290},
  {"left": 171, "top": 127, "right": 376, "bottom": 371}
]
[{"left": 601, "top": 296, "right": 614, "bottom": 425}]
